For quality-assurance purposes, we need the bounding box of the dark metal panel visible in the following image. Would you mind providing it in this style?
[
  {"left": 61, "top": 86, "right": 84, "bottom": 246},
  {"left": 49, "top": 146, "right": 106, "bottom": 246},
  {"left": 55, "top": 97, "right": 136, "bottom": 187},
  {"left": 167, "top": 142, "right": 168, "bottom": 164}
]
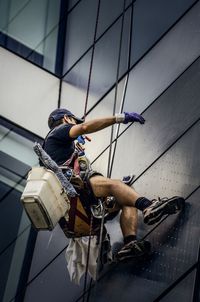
[
  {"left": 131, "top": 0, "right": 197, "bottom": 65},
  {"left": 81, "top": 78, "right": 126, "bottom": 171},
  {"left": 88, "top": 7, "right": 131, "bottom": 109},
  {"left": 23, "top": 2, "right": 200, "bottom": 302},
  {"left": 0, "top": 226, "right": 32, "bottom": 302},
  {"left": 133, "top": 121, "right": 200, "bottom": 203},
  {"left": 123, "top": 0, "right": 200, "bottom": 118},
  {"left": 62, "top": 0, "right": 200, "bottom": 116},
  {"left": 24, "top": 249, "right": 90, "bottom": 302},
  {"left": 82, "top": 3, "right": 200, "bottom": 166},
  {"left": 27, "top": 225, "right": 69, "bottom": 282},
  {"left": 24, "top": 110, "right": 200, "bottom": 302},
  {"left": 87, "top": 121, "right": 200, "bottom": 301},
  {"left": 62, "top": 49, "right": 92, "bottom": 115},
  {"left": 160, "top": 270, "right": 196, "bottom": 302},
  {"left": 0, "top": 188, "right": 26, "bottom": 253},
  {"left": 62, "top": 8, "right": 132, "bottom": 114},
  {"left": 63, "top": 0, "right": 197, "bottom": 79},
  {"left": 111, "top": 56, "right": 200, "bottom": 179}
]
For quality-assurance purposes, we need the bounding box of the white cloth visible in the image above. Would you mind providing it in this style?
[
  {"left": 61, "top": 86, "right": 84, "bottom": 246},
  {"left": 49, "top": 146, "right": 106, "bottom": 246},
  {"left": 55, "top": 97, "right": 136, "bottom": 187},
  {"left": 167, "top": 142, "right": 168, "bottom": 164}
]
[{"left": 65, "top": 236, "right": 99, "bottom": 285}]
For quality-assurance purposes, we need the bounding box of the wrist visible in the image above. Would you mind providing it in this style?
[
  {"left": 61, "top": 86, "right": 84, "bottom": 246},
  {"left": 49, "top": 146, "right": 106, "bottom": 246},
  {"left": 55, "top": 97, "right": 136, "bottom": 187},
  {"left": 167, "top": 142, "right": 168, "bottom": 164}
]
[{"left": 115, "top": 113, "right": 125, "bottom": 123}]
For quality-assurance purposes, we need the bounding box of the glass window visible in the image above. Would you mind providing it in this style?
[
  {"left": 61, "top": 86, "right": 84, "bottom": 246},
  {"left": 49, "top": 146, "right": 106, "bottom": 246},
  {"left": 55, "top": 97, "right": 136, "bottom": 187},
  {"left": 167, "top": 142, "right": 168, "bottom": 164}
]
[
  {"left": 0, "top": 125, "right": 38, "bottom": 166},
  {"left": 67, "top": 0, "right": 81, "bottom": 11},
  {"left": 96, "top": 0, "right": 132, "bottom": 38},
  {"left": 0, "top": 0, "right": 61, "bottom": 73},
  {"left": 0, "top": 122, "right": 38, "bottom": 302},
  {"left": 63, "top": 0, "right": 98, "bottom": 74}
]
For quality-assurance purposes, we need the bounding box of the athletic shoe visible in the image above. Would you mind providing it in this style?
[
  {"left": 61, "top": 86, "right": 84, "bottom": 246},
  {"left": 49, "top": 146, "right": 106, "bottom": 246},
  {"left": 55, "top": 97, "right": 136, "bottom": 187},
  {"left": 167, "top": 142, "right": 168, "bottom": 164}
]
[
  {"left": 143, "top": 196, "right": 185, "bottom": 225},
  {"left": 115, "top": 239, "right": 151, "bottom": 261}
]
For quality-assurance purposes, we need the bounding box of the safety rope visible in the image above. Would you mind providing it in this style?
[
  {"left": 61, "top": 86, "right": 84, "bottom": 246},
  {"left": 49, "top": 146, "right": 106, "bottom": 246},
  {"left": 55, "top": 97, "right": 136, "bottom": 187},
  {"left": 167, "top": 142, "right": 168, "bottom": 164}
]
[
  {"left": 82, "top": 215, "right": 94, "bottom": 302},
  {"left": 107, "top": 0, "right": 127, "bottom": 179},
  {"left": 82, "top": 1, "right": 129, "bottom": 301},
  {"left": 83, "top": 0, "right": 101, "bottom": 120},
  {"left": 84, "top": 2, "right": 132, "bottom": 301},
  {"left": 82, "top": 1, "right": 101, "bottom": 301},
  {"left": 108, "top": 3, "right": 134, "bottom": 177},
  {"left": 95, "top": 201, "right": 105, "bottom": 275},
  {"left": 82, "top": 3, "right": 134, "bottom": 300}
]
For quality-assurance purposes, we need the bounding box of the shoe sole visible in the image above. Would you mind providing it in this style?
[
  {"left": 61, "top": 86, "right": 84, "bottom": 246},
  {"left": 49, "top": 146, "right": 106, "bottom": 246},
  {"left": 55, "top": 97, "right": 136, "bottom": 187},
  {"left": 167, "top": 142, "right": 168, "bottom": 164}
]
[
  {"left": 144, "top": 196, "right": 185, "bottom": 225},
  {"left": 115, "top": 241, "right": 151, "bottom": 261}
]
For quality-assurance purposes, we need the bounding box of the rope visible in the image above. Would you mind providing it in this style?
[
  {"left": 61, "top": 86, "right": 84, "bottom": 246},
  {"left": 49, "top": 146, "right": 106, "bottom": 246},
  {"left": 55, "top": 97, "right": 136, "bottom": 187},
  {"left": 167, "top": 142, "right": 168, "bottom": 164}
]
[
  {"left": 87, "top": 203, "right": 106, "bottom": 302},
  {"left": 107, "top": 0, "right": 127, "bottom": 178},
  {"left": 82, "top": 215, "right": 94, "bottom": 302},
  {"left": 83, "top": 0, "right": 128, "bottom": 300},
  {"left": 109, "top": 3, "right": 134, "bottom": 176},
  {"left": 95, "top": 202, "right": 106, "bottom": 278},
  {"left": 84, "top": 2, "right": 131, "bottom": 301},
  {"left": 82, "top": 1, "right": 101, "bottom": 300},
  {"left": 83, "top": 0, "right": 101, "bottom": 120},
  {"left": 62, "top": 0, "right": 137, "bottom": 81}
]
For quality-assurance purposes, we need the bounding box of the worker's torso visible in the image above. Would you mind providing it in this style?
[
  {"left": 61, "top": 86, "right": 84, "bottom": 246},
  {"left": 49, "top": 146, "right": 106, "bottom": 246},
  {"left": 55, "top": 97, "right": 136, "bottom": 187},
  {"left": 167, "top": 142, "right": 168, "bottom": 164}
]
[{"left": 44, "top": 124, "right": 75, "bottom": 166}]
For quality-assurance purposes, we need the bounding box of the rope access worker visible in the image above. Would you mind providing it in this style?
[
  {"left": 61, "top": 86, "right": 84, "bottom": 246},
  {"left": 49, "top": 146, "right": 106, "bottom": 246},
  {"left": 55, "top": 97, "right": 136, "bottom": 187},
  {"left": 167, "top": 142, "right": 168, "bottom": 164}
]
[{"left": 43, "top": 108, "right": 185, "bottom": 261}]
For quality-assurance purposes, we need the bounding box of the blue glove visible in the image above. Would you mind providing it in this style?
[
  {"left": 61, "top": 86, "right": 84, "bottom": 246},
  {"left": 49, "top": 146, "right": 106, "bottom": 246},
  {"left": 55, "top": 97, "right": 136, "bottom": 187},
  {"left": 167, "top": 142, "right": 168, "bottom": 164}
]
[
  {"left": 123, "top": 112, "right": 145, "bottom": 124},
  {"left": 77, "top": 135, "right": 85, "bottom": 145}
]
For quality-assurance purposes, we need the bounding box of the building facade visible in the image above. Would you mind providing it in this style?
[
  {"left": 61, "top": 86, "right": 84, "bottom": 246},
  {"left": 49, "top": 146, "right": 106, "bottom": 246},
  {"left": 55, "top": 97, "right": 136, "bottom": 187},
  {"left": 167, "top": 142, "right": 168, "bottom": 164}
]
[{"left": 0, "top": 0, "right": 200, "bottom": 301}]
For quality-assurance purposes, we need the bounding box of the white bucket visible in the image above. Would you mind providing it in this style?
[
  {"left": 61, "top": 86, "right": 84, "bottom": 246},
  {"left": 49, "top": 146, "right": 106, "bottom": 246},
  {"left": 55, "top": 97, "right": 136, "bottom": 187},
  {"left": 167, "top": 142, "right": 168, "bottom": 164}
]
[{"left": 21, "top": 167, "right": 70, "bottom": 230}]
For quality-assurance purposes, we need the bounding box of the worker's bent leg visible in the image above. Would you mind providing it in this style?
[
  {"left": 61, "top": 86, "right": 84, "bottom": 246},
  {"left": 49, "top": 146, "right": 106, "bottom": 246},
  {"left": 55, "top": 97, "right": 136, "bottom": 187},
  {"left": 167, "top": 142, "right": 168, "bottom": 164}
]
[
  {"left": 89, "top": 176, "right": 139, "bottom": 242},
  {"left": 89, "top": 175, "right": 140, "bottom": 207},
  {"left": 89, "top": 175, "right": 185, "bottom": 227}
]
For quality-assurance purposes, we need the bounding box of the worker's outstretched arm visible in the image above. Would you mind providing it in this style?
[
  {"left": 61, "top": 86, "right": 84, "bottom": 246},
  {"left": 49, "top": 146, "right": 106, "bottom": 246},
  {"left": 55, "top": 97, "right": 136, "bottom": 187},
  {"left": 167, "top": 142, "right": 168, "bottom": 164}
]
[{"left": 69, "top": 112, "right": 145, "bottom": 138}]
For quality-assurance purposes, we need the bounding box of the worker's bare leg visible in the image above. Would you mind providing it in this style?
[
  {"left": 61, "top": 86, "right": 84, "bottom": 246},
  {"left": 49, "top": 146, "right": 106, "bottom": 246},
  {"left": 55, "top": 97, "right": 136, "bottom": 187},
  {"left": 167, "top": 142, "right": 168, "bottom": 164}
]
[
  {"left": 89, "top": 176, "right": 139, "bottom": 237},
  {"left": 89, "top": 175, "right": 140, "bottom": 207},
  {"left": 120, "top": 206, "right": 138, "bottom": 237},
  {"left": 89, "top": 175, "right": 185, "bottom": 229}
]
